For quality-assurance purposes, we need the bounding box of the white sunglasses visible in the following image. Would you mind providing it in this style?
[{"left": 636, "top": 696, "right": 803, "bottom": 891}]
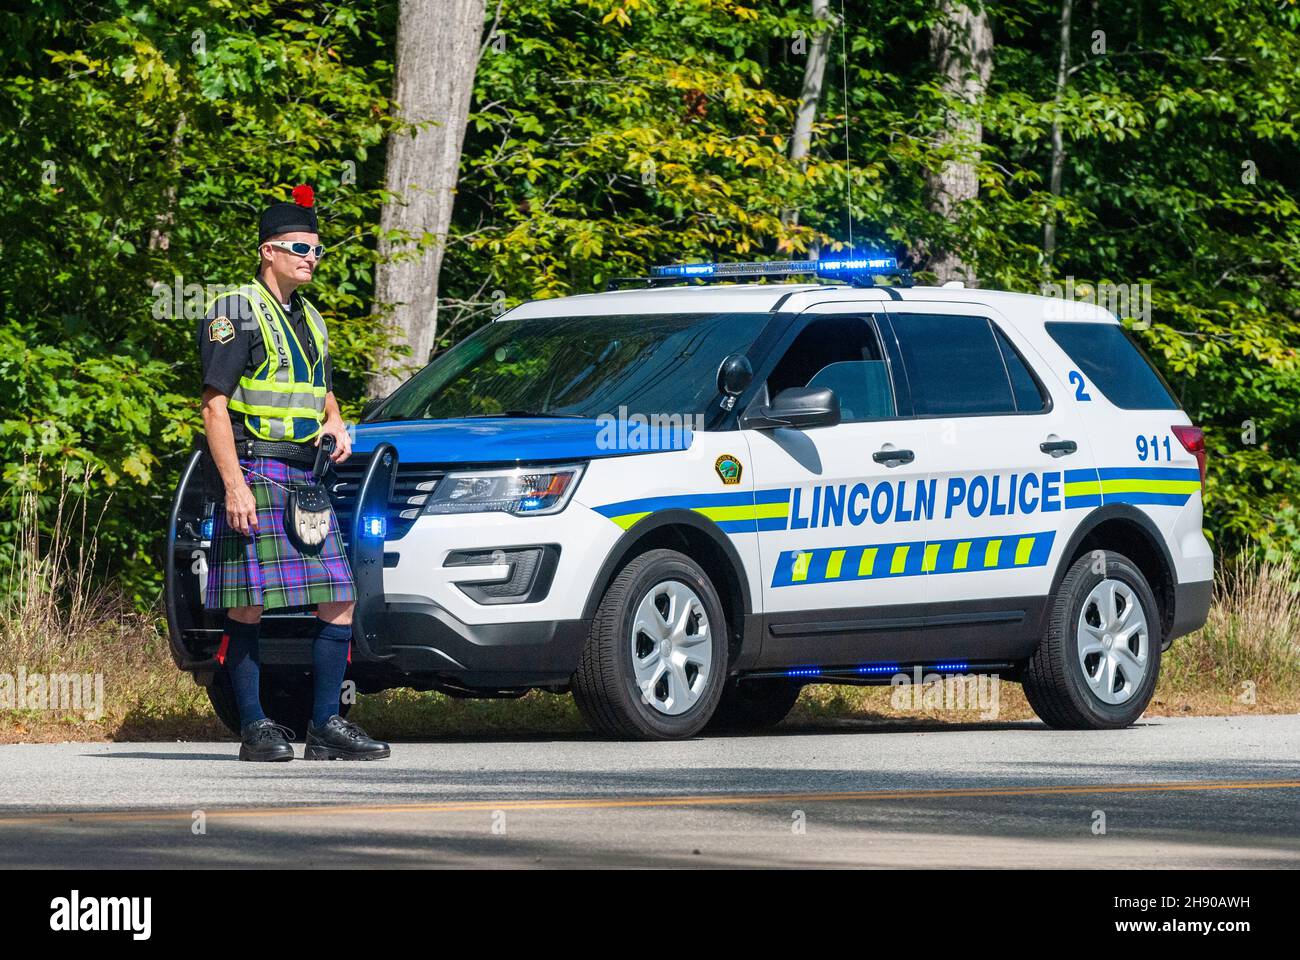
[{"left": 265, "top": 240, "right": 325, "bottom": 259}]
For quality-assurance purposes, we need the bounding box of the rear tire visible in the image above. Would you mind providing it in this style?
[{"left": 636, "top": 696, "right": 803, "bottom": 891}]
[
  {"left": 1023, "top": 550, "right": 1162, "bottom": 729},
  {"left": 706, "top": 678, "right": 802, "bottom": 732},
  {"left": 205, "top": 673, "right": 242, "bottom": 736},
  {"left": 206, "top": 670, "right": 351, "bottom": 742},
  {"left": 573, "top": 549, "right": 729, "bottom": 740}
]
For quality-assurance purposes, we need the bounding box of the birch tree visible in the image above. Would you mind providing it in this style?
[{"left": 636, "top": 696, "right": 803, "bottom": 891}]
[
  {"left": 925, "top": 0, "right": 993, "bottom": 285},
  {"left": 782, "top": 0, "right": 834, "bottom": 235},
  {"left": 1042, "top": 0, "right": 1073, "bottom": 271},
  {"left": 367, "top": 0, "right": 488, "bottom": 399}
]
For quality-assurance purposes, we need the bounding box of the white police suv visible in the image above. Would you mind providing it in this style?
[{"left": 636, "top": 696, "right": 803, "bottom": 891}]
[{"left": 167, "top": 257, "right": 1213, "bottom": 740}]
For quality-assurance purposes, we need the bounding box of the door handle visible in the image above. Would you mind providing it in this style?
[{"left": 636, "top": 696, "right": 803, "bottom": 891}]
[
  {"left": 1040, "top": 439, "right": 1078, "bottom": 455},
  {"left": 873, "top": 448, "right": 915, "bottom": 465}
]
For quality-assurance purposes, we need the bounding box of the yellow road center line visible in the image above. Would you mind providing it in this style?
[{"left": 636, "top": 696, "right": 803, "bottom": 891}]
[{"left": 1, "top": 780, "right": 1296, "bottom": 827}]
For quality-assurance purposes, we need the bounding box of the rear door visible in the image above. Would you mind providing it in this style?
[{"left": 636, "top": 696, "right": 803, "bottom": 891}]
[
  {"left": 881, "top": 302, "right": 1097, "bottom": 659},
  {"left": 745, "top": 304, "right": 932, "bottom": 668}
]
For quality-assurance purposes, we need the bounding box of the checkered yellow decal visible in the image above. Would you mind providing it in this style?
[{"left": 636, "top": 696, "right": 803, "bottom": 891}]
[{"left": 772, "top": 531, "right": 1056, "bottom": 587}]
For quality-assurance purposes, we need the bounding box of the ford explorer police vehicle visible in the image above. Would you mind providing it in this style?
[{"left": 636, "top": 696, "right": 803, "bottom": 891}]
[{"left": 166, "top": 257, "right": 1213, "bottom": 740}]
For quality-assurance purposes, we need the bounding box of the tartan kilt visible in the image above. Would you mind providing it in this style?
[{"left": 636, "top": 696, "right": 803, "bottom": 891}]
[{"left": 204, "top": 456, "right": 355, "bottom": 611}]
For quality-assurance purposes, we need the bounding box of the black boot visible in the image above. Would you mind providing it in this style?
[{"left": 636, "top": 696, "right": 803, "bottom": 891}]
[
  {"left": 238, "top": 718, "right": 296, "bottom": 762},
  {"left": 304, "top": 715, "right": 391, "bottom": 761}
]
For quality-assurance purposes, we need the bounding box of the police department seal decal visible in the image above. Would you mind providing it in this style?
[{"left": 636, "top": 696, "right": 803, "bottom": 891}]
[
  {"left": 715, "top": 454, "right": 742, "bottom": 485},
  {"left": 209, "top": 316, "right": 235, "bottom": 344}
]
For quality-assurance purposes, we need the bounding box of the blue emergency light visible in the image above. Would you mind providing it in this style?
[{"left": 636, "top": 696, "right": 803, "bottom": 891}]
[
  {"left": 646, "top": 255, "right": 911, "bottom": 287},
  {"left": 360, "top": 514, "right": 386, "bottom": 539}
]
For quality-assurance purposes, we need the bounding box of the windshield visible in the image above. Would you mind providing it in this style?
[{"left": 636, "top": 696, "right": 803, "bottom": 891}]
[{"left": 372, "top": 312, "right": 768, "bottom": 421}]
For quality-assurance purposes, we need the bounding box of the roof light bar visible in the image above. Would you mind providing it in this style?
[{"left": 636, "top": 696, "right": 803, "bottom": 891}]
[{"left": 647, "top": 255, "right": 911, "bottom": 287}]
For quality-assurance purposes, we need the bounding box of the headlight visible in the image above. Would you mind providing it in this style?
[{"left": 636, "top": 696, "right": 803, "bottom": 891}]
[{"left": 420, "top": 464, "right": 585, "bottom": 517}]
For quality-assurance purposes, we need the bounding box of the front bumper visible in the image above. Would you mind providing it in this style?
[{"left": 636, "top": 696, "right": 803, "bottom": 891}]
[
  {"left": 343, "top": 441, "right": 601, "bottom": 687},
  {"left": 375, "top": 595, "right": 589, "bottom": 687}
]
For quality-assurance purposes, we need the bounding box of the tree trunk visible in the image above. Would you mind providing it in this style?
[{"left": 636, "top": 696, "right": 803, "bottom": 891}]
[
  {"left": 782, "top": 0, "right": 833, "bottom": 234},
  {"left": 367, "top": 0, "right": 487, "bottom": 399},
  {"left": 1042, "top": 0, "right": 1073, "bottom": 273},
  {"left": 148, "top": 112, "right": 187, "bottom": 253},
  {"left": 925, "top": 1, "right": 993, "bottom": 286}
]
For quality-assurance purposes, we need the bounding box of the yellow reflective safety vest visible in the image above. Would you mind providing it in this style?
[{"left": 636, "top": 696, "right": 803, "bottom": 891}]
[{"left": 221, "top": 281, "right": 330, "bottom": 442}]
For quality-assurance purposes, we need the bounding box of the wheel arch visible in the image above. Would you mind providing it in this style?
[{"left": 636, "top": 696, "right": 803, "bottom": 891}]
[
  {"left": 581, "top": 509, "right": 755, "bottom": 668},
  {"left": 1048, "top": 505, "right": 1178, "bottom": 642}
]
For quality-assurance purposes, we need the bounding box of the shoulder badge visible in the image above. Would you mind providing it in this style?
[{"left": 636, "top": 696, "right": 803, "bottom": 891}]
[
  {"left": 715, "top": 454, "right": 743, "bottom": 485},
  {"left": 209, "top": 316, "right": 236, "bottom": 345}
]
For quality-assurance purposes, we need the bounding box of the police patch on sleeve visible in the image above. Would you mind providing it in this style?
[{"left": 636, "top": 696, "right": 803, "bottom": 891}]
[{"left": 208, "top": 316, "right": 236, "bottom": 344}]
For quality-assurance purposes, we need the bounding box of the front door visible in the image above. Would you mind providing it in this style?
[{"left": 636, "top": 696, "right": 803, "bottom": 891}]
[{"left": 744, "top": 305, "right": 932, "bottom": 669}]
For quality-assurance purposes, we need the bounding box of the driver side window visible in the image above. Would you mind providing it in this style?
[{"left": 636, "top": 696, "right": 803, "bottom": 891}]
[{"left": 766, "top": 315, "right": 896, "bottom": 422}]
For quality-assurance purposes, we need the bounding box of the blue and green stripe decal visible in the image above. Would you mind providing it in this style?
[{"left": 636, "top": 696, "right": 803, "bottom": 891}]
[
  {"left": 772, "top": 531, "right": 1056, "bottom": 587},
  {"left": 592, "top": 488, "right": 792, "bottom": 533},
  {"left": 1063, "top": 466, "right": 1200, "bottom": 508},
  {"left": 592, "top": 466, "right": 1197, "bottom": 535}
]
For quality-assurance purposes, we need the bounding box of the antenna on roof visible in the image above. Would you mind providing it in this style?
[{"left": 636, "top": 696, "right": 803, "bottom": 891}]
[{"left": 839, "top": 0, "right": 853, "bottom": 250}]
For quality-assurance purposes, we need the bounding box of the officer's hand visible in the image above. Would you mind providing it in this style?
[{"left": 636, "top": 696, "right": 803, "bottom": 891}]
[
  {"left": 318, "top": 417, "right": 351, "bottom": 464},
  {"left": 225, "top": 481, "right": 259, "bottom": 537}
]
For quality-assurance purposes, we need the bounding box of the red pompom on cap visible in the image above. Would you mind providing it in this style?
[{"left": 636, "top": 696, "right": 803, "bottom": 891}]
[{"left": 292, "top": 184, "right": 315, "bottom": 208}]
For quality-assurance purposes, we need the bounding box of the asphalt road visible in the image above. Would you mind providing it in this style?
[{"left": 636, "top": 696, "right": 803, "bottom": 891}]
[{"left": 1, "top": 714, "right": 1297, "bottom": 868}]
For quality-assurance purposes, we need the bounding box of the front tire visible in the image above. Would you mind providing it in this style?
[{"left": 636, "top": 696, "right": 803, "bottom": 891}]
[
  {"left": 1023, "top": 550, "right": 1162, "bottom": 729},
  {"left": 573, "top": 549, "right": 729, "bottom": 740}
]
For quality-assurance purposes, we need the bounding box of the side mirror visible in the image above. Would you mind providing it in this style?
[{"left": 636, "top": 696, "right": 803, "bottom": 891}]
[
  {"left": 740, "top": 386, "right": 841, "bottom": 431},
  {"left": 716, "top": 354, "right": 753, "bottom": 397}
]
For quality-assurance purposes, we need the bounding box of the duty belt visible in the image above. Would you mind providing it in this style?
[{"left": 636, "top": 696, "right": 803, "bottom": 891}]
[{"left": 240, "top": 438, "right": 318, "bottom": 466}]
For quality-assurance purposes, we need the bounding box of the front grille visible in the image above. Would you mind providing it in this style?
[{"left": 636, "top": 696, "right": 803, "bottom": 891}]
[{"left": 330, "top": 458, "right": 445, "bottom": 545}]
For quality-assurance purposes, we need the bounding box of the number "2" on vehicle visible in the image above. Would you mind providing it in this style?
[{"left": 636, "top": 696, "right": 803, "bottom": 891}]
[{"left": 1068, "top": 370, "right": 1091, "bottom": 401}]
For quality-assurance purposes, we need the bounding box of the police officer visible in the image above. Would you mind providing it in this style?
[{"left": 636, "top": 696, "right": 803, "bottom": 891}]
[{"left": 198, "top": 184, "right": 390, "bottom": 762}]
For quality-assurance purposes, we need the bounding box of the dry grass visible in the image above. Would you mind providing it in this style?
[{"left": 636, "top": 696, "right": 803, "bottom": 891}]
[
  {"left": 1, "top": 464, "right": 1296, "bottom": 742},
  {"left": 0, "top": 461, "right": 221, "bottom": 743}
]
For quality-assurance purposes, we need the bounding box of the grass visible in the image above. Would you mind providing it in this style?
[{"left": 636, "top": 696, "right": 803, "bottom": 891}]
[{"left": 2, "top": 462, "right": 1297, "bottom": 742}]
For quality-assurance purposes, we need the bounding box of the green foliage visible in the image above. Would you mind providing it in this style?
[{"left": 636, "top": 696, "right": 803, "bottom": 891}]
[
  {"left": 2, "top": 0, "right": 1297, "bottom": 604},
  {"left": 445, "top": 0, "right": 1300, "bottom": 559},
  {"left": 0, "top": 0, "right": 398, "bottom": 599}
]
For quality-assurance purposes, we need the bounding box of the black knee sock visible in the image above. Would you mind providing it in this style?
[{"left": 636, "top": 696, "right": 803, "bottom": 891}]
[
  {"left": 311, "top": 620, "right": 352, "bottom": 728},
  {"left": 223, "top": 617, "right": 265, "bottom": 727}
]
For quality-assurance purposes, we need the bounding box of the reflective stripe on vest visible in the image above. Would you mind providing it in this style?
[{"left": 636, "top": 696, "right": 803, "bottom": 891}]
[{"left": 219, "top": 284, "right": 329, "bottom": 442}]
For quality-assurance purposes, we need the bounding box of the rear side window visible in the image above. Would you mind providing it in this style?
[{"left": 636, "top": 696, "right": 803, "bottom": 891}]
[
  {"left": 892, "top": 314, "right": 1026, "bottom": 416},
  {"left": 1045, "top": 322, "right": 1179, "bottom": 410}
]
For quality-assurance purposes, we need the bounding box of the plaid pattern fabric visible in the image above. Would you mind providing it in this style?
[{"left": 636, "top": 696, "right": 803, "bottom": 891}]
[{"left": 205, "top": 456, "right": 355, "bottom": 610}]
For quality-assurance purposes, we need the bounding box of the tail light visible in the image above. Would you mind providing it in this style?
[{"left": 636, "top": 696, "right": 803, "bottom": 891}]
[{"left": 1171, "top": 425, "right": 1206, "bottom": 485}]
